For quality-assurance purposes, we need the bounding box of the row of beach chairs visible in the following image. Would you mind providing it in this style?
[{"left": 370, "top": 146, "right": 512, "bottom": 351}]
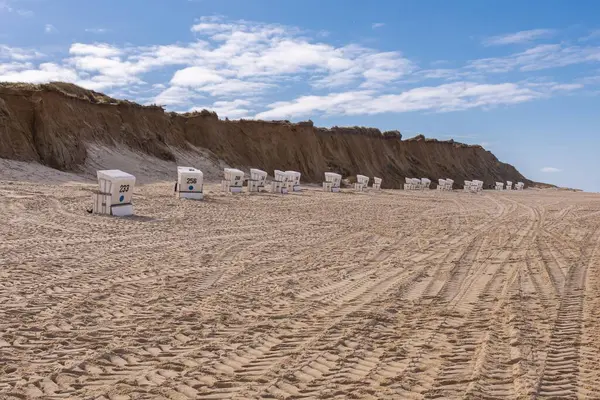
[
  {"left": 464, "top": 180, "right": 484, "bottom": 192},
  {"left": 437, "top": 179, "right": 454, "bottom": 191},
  {"left": 495, "top": 181, "right": 524, "bottom": 191},
  {"left": 91, "top": 167, "right": 526, "bottom": 217},
  {"left": 323, "top": 173, "right": 383, "bottom": 192},
  {"left": 222, "top": 168, "right": 301, "bottom": 194},
  {"left": 404, "top": 178, "right": 432, "bottom": 190}
]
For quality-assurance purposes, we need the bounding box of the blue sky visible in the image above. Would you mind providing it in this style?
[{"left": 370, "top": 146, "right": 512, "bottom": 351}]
[{"left": 1, "top": 0, "right": 599, "bottom": 191}]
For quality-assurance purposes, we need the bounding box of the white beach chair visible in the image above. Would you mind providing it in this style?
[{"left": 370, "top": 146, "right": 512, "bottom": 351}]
[
  {"left": 373, "top": 177, "right": 382, "bottom": 190},
  {"left": 464, "top": 180, "right": 472, "bottom": 192},
  {"left": 285, "top": 171, "right": 302, "bottom": 192},
  {"left": 176, "top": 166, "right": 204, "bottom": 200},
  {"left": 272, "top": 169, "right": 290, "bottom": 194},
  {"left": 445, "top": 179, "right": 454, "bottom": 191},
  {"left": 438, "top": 179, "right": 447, "bottom": 191},
  {"left": 355, "top": 174, "right": 369, "bottom": 191},
  {"left": 506, "top": 181, "right": 513, "bottom": 190},
  {"left": 248, "top": 168, "right": 268, "bottom": 193},
  {"left": 92, "top": 170, "right": 136, "bottom": 216},
  {"left": 221, "top": 168, "right": 245, "bottom": 193},
  {"left": 421, "top": 178, "right": 431, "bottom": 190},
  {"left": 324, "top": 172, "right": 342, "bottom": 192}
]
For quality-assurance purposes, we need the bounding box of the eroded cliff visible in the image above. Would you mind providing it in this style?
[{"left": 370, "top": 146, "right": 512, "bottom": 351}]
[{"left": 0, "top": 82, "right": 530, "bottom": 188}]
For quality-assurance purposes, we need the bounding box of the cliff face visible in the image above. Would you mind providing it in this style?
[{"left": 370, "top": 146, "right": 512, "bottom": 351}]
[{"left": 0, "top": 82, "right": 530, "bottom": 188}]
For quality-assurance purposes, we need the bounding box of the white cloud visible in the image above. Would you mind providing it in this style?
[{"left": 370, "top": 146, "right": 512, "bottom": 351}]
[
  {"left": 541, "top": 167, "right": 562, "bottom": 173},
  {"left": 66, "top": 43, "right": 151, "bottom": 89},
  {"left": 45, "top": 24, "right": 58, "bottom": 34},
  {"left": 231, "top": 39, "right": 346, "bottom": 77},
  {"left": 64, "top": 42, "right": 214, "bottom": 91},
  {"left": 483, "top": 29, "right": 555, "bottom": 46},
  {"left": 579, "top": 74, "right": 600, "bottom": 85},
  {"left": 0, "top": 16, "right": 592, "bottom": 120},
  {"left": 154, "top": 79, "right": 272, "bottom": 105},
  {"left": 313, "top": 47, "right": 415, "bottom": 88},
  {"left": 255, "top": 91, "right": 372, "bottom": 119},
  {"left": 170, "top": 66, "right": 224, "bottom": 86},
  {"left": 0, "top": 45, "right": 44, "bottom": 61},
  {"left": 255, "top": 82, "right": 543, "bottom": 120},
  {"left": 154, "top": 86, "right": 201, "bottom": 106},
  {"left": 372, "top": 23, "right": 385, "bottom": 29},
  {"left": 188, "top": 16, "right": 414, "bottom": 89},
  {"left": 417, "top": 69, "right": 459, "bottom": 80},
  {"left": 16, "top": 8, "right": 32, "bottom": 17},
  {"left": 468, "top": 44, "right": 600, "bottom": 73},
  {"left": 417, "top": 45, "right": 600, "bottom": 82},
  {"left": 0, "top": 61, "right": 31, "bottom": 74},
  {"left": 75, "top": 75, "right": 142, "bottom": 91},
  {"left": 579, "top": 30, "right": 600, "bottom": 42},
  {"left": 0, "top": 63, "right": 78, "bottom": 83},
  {"left": 0, "top": 1, "right": 33, "bottom": 17},
  {"left": 69, "top": 43, "right": 123, "bottom": 57},
  {"left": 191, "top": 22, "right": 234, "bottom": 35},
  {"left": 85, "top": 28, "right": 110, "bottom": 34},
  {"left": 68, "top": 55, "right": 142, "bottom": 86},
  {"left": 547, "top": 83, "right": 583, "bottom": 91},
  {"left": 191, "top": 99, "right": 253, "bottom": 119},
  {"left": 192, "top": 80, "right": 273, "bottom": 96}
]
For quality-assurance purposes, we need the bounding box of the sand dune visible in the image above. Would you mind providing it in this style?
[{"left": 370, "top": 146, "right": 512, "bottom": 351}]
[{"left": 0, "top": 174, "right": 598, "bottom": 399}]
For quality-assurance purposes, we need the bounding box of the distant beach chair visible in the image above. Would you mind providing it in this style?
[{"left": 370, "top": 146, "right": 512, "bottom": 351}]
[
  {"left": 272, "top": 169, "right": 290, "bottom": 194},
  {"left": 355, "top": 174, "right": 369, "bottom": 191},
  {"left": 373, "top": 177, "right": 382, "bottom": 190},
  {"left": 176, "top": 166, "right": 204, "bottom": 200},
  {"left": 406, "top": 178, "right": 419, "bottom": 190},
  {"left": 421, "top": 178, "right": 431, "bottom": 190},
  {"left": 324, "top": 172, "right": 342, "bottom": 192},
  {"left": 464, "top": 180, "right": 472, "bottom": 192},
  {"left": 471, "top": 180, "right": 484, "bottom": 192},
  {"left": 248, "top": 168, "right": 268, "bottom": 193},
  {"left": 286, "top": 171, "right": 302, "bottom": 192},
  {"left": 221, "top": 168, "right": 244, "bottom": 193}
]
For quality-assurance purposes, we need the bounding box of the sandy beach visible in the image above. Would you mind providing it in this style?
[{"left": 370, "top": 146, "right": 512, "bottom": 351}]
[{"left": 1, "top": 176, "right": 599, "bottom": 399}]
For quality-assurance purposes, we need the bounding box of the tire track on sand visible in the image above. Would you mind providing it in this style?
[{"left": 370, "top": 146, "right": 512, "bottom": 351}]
[{"left": 532, "top": 228, "right": 600, "bottom": 399}]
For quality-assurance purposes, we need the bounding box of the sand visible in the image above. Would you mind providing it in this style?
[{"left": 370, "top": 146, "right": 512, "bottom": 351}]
[{"left": 1, "top": 172, "right": 599, "bottom": 399}]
